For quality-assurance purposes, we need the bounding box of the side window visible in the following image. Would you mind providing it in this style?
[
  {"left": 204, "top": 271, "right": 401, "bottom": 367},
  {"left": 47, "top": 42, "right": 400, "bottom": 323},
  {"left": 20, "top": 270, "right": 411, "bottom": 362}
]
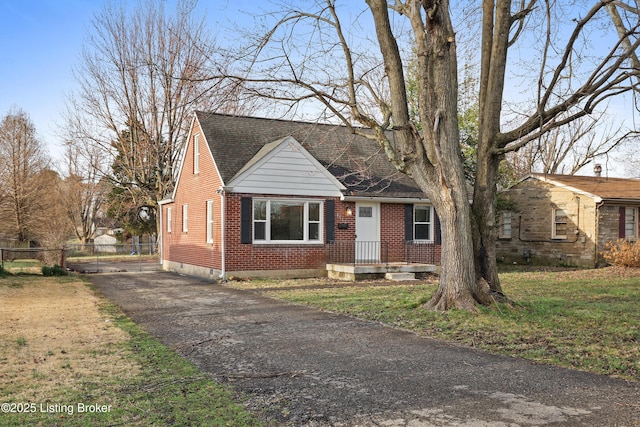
[
  {"left": 552, "top": 208, "right": 567, "bottom": 239},
  {"left": 206, "top": 200, "right": 214, "bottom": 243},
  {"left": 499, "top": 211, "right": 512, "bottom": 239},
  {"left": 166, "top": 207, "right": 172, "bottom": 233},
  {"left": 625, "top": 207, "right": 637, "bottom": 239},
  {"left": 182, "top": 204, "right": 188, "bottom": 233},
  {"left": 193, "top": 134, "right": 200, "bottom": 174}
]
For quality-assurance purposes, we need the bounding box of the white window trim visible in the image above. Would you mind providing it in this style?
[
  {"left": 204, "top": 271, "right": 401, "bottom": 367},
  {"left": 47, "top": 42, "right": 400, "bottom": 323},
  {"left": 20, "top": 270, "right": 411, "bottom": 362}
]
[
  {"left": 552, "top": 208, "right": 567, "bottom": 240},
  {"left": 206, "top": 200, "right": 214, "bottom": 243},
  {"left": 166, "top": 207, "right": 172, "bottom": 233},
  {"left": 499, "top": 211, "right": 512, "bottom": 239},
  {"left": 624, "top": 206, "right": 638, "bottom": 240},
  {"left": 253, "top": 198, "right": 323, "bottom": 244},
  {"left": 182, "top": 204, "right": 188, "bottom": 233},
  {"left": 193, "top": 133, "right": 200, "bottom": 174},
  {"left": 413, "top": 205, "right": 435, "bottom": 243}
]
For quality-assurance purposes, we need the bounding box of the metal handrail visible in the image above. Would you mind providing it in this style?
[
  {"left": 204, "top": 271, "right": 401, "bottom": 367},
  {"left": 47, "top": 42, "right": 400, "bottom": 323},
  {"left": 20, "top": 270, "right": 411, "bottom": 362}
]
[{"left": 327, "top": 240, "right": 438, "bottom": 265}]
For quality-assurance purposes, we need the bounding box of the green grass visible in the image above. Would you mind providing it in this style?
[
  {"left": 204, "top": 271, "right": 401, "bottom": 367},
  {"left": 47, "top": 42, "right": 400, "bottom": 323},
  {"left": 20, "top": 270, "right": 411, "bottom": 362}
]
[
  {"left": 1, "top": 259, "right": 42, "bottom": 274},
  {"left": 229, "top": 267, "right": 640, "bottom": 382}
]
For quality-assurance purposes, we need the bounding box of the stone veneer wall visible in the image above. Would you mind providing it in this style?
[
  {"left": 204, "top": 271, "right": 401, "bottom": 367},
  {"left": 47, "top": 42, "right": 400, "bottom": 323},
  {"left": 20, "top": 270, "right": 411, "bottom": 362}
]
[{"left": 496, "top": 179, "right": 600, "bottom": 267}]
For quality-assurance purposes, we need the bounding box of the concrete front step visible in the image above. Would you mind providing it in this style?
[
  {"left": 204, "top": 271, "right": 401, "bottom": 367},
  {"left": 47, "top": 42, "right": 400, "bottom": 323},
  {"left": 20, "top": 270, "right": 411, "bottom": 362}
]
[
  {"left": 384, "top": 272, "right": 416, "bottom": 281},
  {"left": 326, "top": 263, "right": 435, "bottom": 281}
]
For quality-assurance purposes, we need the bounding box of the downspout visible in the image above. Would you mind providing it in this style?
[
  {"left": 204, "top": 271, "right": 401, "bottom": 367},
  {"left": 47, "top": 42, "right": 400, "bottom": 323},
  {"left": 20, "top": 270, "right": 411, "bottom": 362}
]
[
  {"left": 594, "top": 199, "right": 605, "bottom": 268},
  {"left": 218, "top": 187, "right": 226, "bottom": 281},
  {"left": 157, "top": 199, "right": 172, "bottom": 268},
  {"left": 158, "top": 208, "right": 163, "bottom": 266}
]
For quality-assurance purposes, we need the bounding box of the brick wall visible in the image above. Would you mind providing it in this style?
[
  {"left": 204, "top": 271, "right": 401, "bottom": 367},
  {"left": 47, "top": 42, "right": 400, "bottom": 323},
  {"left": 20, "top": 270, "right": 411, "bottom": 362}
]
[
  {"left": 224, "top": 193, "right": 338, "bottom": 272},
  {"left": 161, "top": 120, "right": 224, "bottom": 271},
  {"left": 381, "top": 203, "right": 406, "bottom": 262}
]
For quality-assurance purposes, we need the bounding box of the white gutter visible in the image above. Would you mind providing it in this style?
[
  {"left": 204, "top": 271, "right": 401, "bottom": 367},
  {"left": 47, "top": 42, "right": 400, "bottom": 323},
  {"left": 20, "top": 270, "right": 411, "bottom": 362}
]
[
  {"left": 340, "top": 195, "right": 432, "bottom": 204},
  {"left": 217, "top": 187, "right": 226, "bottom": 281}
]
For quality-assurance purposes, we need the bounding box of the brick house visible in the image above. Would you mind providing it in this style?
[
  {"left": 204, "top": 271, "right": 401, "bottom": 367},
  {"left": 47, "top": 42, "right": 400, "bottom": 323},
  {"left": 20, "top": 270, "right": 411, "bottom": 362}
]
[
  {"left": 158, "top": 112, "right": 441, "bottom": 280},
  {"left": 495, "top": 173, "right": 640, "bottom": 268}
]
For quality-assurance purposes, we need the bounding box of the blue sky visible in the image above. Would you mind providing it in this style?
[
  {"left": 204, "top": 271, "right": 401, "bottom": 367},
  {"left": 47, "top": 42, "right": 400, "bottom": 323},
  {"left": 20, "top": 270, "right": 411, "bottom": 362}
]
[
  {"left": 0, "top": 0, "right": 256, "bottom": 163},
  {"left": 0, "top": 1, "right": 100, "bottom": 160},
  {"left": 1, "top": 1, "right": 636, "bottom": 176}
]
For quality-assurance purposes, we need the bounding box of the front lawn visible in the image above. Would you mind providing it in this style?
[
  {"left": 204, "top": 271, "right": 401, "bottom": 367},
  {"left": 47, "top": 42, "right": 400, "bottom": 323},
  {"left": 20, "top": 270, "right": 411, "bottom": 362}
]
[{"left": 227, "top": 267, "right": 640, "bottom": 381}]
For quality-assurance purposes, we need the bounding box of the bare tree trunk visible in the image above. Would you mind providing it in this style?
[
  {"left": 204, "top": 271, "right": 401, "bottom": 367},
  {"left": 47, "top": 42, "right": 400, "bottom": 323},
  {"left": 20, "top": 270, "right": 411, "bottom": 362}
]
[
  {"left": 472, "top": 151, "right": 502, "bottom": 293},
  {"left": 234, "top": 0, "right": 640, "bottom": 309}
]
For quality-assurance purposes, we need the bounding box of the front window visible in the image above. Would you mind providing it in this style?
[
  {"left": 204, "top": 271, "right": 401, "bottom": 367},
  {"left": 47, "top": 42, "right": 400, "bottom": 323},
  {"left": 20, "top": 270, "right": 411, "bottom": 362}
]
[
  {"left": 166, "top": 207, "right": 172, "bottom": 233},
  {"left": 414, "top": 205, "right": 434, "bottom": 242},
  {"left": 253, "top": 199, "right": 322, "bottom": 243},
  {"left": 552, "top": 208, "right": 567, "bottom": 239}
]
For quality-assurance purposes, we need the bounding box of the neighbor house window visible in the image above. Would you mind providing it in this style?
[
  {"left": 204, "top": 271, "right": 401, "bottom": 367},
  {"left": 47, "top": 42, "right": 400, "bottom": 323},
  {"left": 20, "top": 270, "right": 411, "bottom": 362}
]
[
  {"left": 166, "top": 207, "right": 172, "bottom": 233},
  {"left": 193, "top": 133, "right": 200, "bottom": 174},
  {"left": 253, "top": 199, "right": 322, "bottom": 243},
  {"left": 552, "top": 208, "right": 567, "bottom": 239},
  {"left": 499, "top": 211, "right": 512, "bottom": 239},
  {"left": 182, "top": 204, "right": 188, "bottom": 232},
  {"left": 414, "top": 205, "right": 434, "bottom": 242},
  {"left": 206, "top": 200, "right": 214, "bottom": 243},
  {"left": 624, "top": 207, "right": 638, "bottom": 239}
]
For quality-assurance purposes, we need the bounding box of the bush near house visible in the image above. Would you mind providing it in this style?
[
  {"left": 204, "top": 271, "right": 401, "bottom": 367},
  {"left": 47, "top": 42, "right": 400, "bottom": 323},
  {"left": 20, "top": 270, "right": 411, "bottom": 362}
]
[{"left": 602, "top": 239, "right": 640, "bottom": 267}]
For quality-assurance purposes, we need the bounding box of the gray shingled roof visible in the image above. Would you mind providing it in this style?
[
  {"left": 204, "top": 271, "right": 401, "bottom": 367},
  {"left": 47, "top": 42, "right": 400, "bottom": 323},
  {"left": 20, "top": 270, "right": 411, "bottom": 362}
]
[{"left": 195, "top": 111, "right": 427, "bottom": 198}]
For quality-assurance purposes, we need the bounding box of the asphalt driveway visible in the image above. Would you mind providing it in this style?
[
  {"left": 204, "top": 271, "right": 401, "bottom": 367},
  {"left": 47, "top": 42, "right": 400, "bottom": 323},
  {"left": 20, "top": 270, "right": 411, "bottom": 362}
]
[{"left": 86, "top": 271, "right": 640, "bottom": 426}]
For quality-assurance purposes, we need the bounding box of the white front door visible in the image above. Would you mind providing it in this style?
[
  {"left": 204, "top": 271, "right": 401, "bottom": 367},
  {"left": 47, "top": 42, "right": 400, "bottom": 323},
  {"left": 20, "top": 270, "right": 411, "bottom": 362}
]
[{"left": 355, "top": 202, "right": 380, "bottom": 262}]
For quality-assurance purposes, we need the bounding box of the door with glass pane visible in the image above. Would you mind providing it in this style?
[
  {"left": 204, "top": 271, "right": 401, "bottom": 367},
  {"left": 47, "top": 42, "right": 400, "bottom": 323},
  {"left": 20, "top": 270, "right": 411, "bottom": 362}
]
[{"left": 355, "top": 202, "right": 380, "bottom": 262}]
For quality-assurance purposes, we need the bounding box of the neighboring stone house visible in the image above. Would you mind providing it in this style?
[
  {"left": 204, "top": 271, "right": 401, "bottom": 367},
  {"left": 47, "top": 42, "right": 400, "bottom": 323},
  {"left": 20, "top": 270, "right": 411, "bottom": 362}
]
[
  {"left": 496, "top": 173, "right": 640, "bottom": 268},
  {"left": 158, "top": 112, "right": 441, "bottom": 281}
]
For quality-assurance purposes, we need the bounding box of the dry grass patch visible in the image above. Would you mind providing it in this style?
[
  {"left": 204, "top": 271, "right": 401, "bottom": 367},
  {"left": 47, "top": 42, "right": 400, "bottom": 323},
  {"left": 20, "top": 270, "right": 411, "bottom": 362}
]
[
  {"left": 0, "top": 277, "right": 139, "bottom": 402},
  {"left": 0, "top": 274, "right": 261, "bottom": 426}
]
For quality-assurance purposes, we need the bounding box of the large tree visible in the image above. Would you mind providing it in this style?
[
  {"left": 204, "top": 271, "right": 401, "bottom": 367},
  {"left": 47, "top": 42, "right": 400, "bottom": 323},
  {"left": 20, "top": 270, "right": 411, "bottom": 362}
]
[
  {"left": 64, "top": 0, "right": 243, "bottom": 234},
  {"left": 234, "top": 0, "right": 640, "bottom": 309}
]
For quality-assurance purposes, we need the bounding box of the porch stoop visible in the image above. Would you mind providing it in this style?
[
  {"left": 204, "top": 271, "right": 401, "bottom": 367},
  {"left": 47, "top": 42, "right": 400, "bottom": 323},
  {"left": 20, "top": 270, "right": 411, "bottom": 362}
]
[
  {"left": 326, "top": 262, "right": 436, "bottom": 282},
  {"left": 385, "top": 272, "right": 416, "bottom": 281}
]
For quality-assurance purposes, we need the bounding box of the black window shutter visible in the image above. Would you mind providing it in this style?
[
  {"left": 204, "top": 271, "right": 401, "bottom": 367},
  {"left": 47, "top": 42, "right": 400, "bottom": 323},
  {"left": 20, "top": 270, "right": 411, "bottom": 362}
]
[
  {"left": 325, "top": 199, "right": 335, "bottom": 243},
  {"left": 404, "top": 204, "right": 413, "bottom": 241},
  {"left": 435, "top": 210, "right": 442, "bottom": 244},
  {"left": 241, "top": 197, "right": 252, "bottom": 244},
  {"left": 619, "top": 206, "right": 626, "bottom": 238}
]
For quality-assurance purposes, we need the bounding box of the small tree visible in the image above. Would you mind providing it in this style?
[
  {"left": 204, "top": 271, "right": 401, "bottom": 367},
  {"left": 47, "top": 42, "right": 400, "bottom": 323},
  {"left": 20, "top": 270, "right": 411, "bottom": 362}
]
[
  {"left": 62, "top": 140, "right": 110, "bottom": 243},
  {"left": 0, "top": 108, "right": 52, "bottom": 242}
]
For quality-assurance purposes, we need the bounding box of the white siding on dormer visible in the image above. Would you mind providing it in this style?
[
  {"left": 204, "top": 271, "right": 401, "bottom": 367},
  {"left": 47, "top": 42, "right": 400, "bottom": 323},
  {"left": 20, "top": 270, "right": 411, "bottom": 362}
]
[{"left": 227, "top": 137, "right": 344, "bottom": 197}]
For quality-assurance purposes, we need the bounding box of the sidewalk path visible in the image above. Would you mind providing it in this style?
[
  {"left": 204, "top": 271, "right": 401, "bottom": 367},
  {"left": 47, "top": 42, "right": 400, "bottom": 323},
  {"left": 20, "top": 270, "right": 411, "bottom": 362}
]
[{"left": 87, "top": 271, "right": 640, "bottom": 426}]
